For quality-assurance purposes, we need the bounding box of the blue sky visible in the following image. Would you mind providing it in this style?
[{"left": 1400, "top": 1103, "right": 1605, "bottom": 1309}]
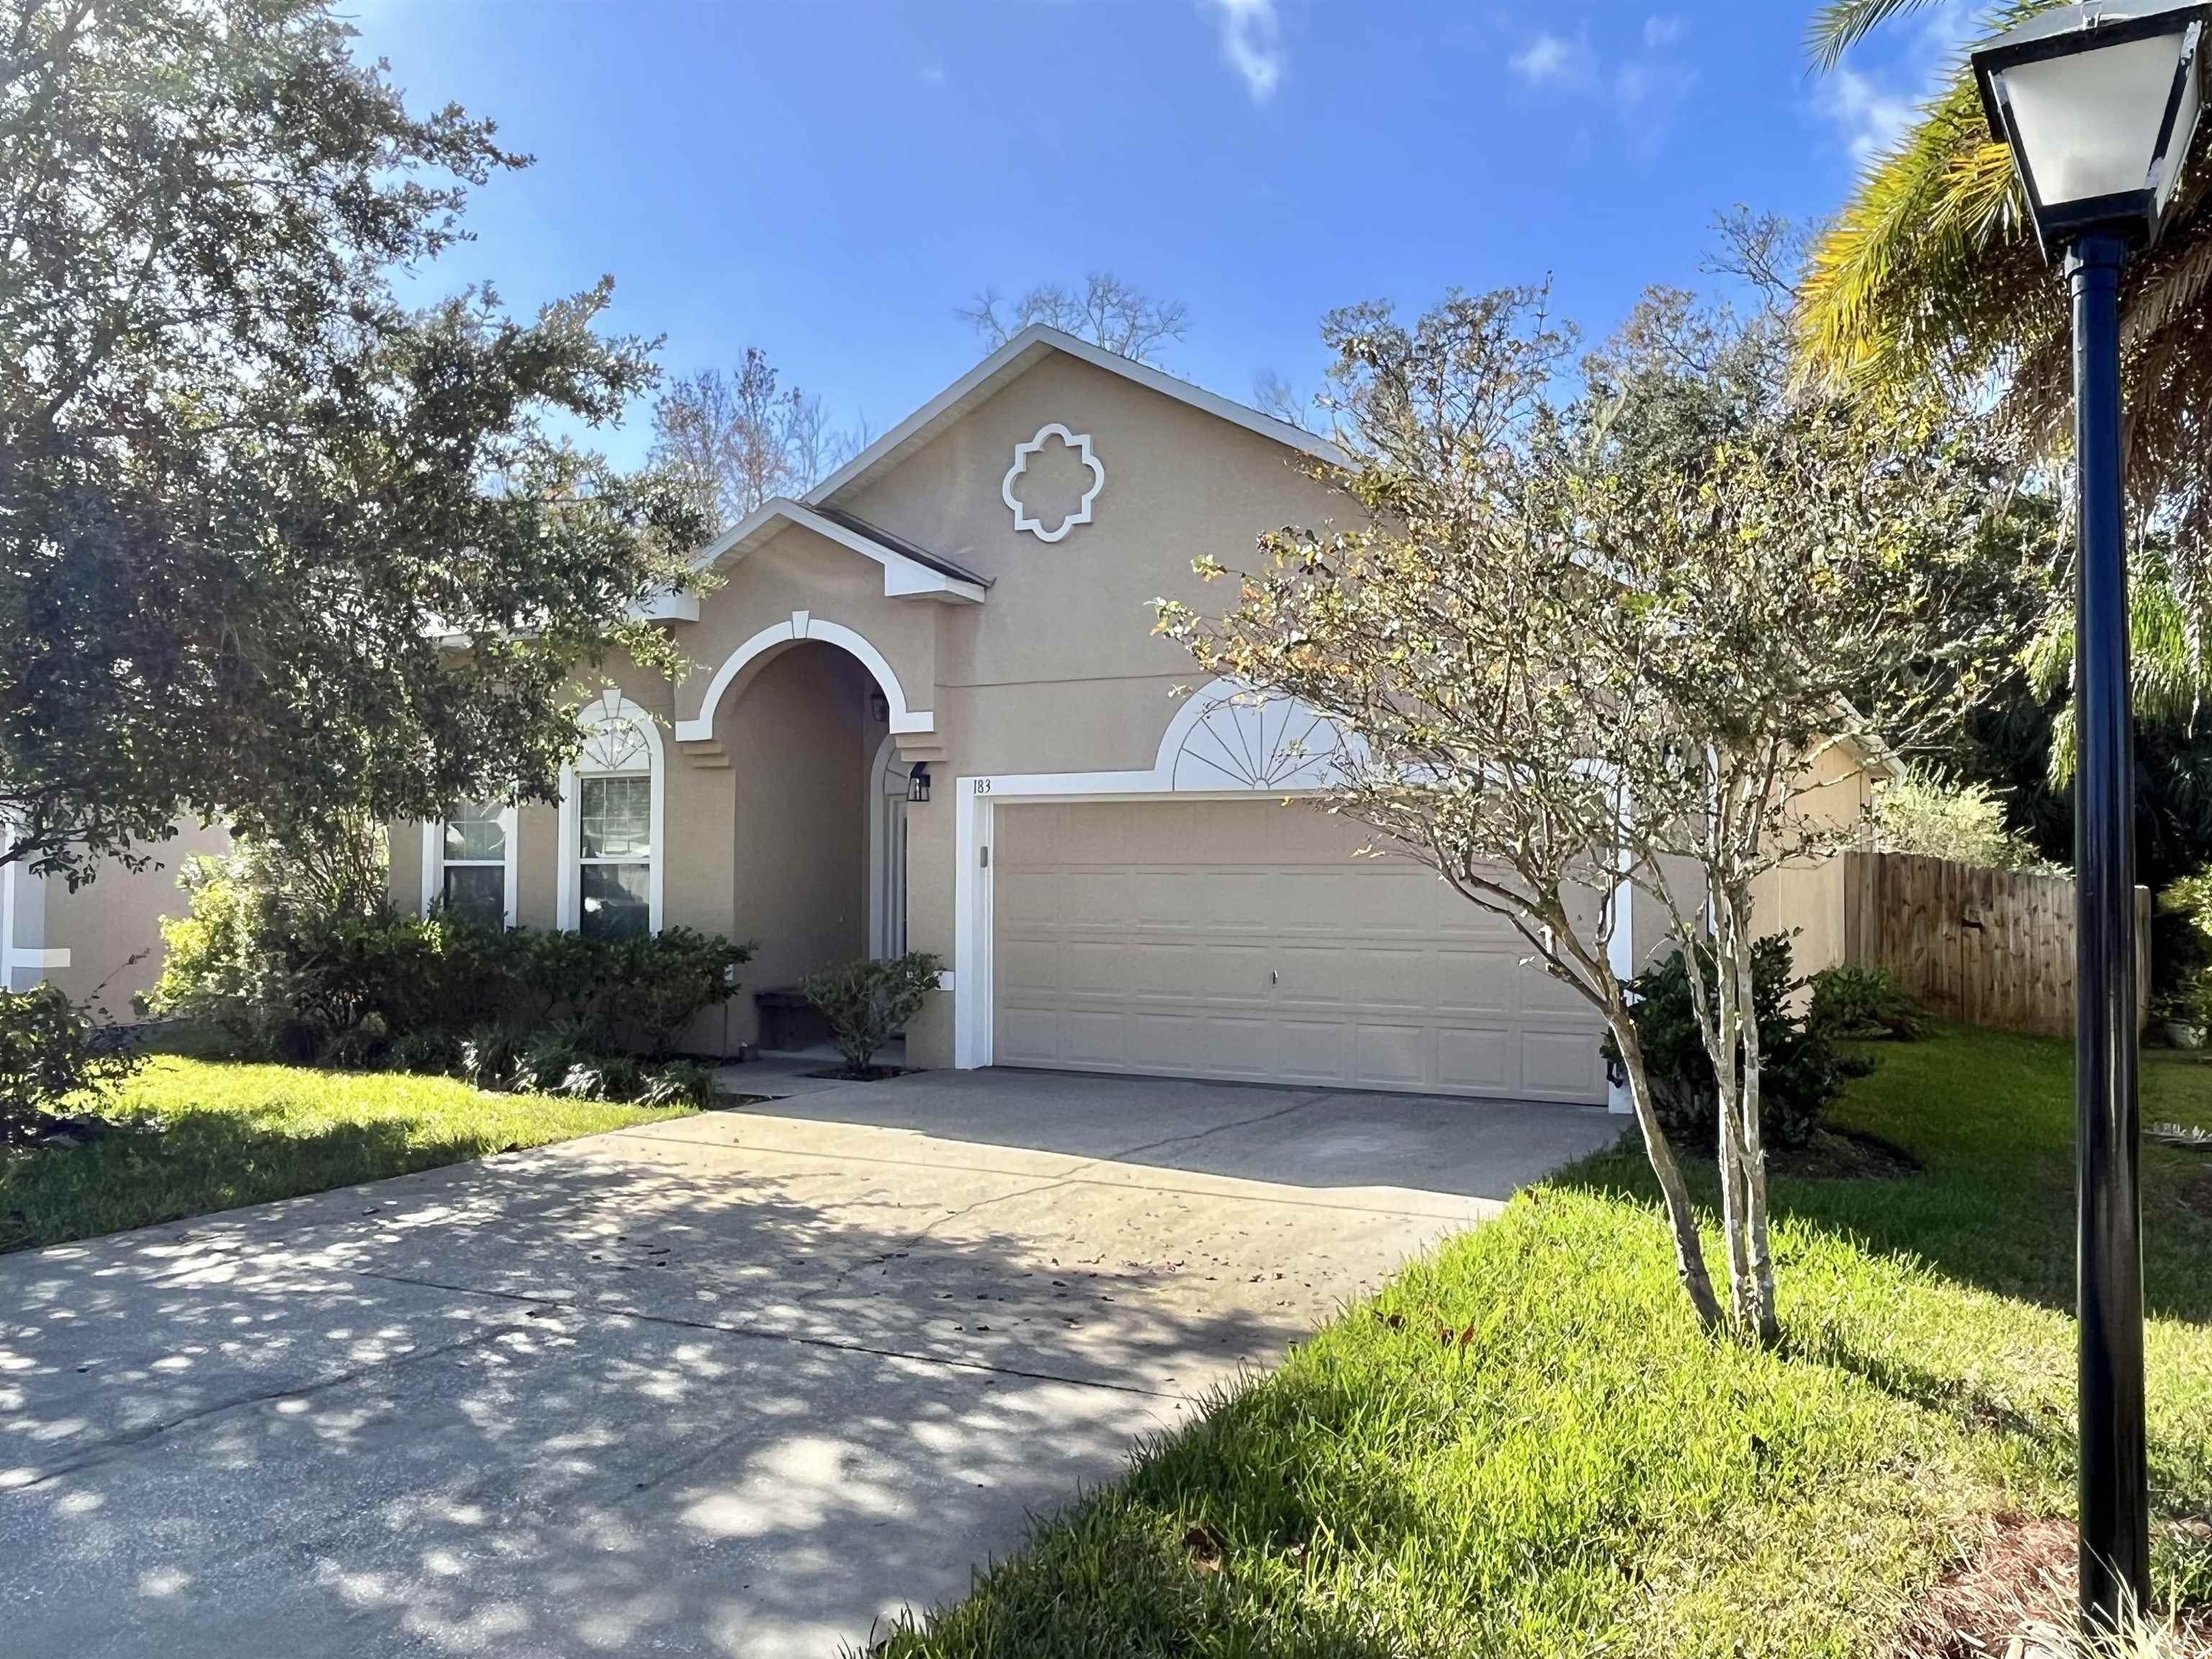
[{"left": 349, "top": 0, "right": 1970, "bottom": 468}]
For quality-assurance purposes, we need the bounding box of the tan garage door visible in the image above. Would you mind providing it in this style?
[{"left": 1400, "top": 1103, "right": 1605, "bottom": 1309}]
[{"left": 992, "top": 800, "right": 1608, "bottom": 1102}]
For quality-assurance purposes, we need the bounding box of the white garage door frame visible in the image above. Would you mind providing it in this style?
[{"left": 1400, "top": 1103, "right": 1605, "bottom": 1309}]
[{"left": 952, "top": 680, "right": 1635, "bottom": 1113}]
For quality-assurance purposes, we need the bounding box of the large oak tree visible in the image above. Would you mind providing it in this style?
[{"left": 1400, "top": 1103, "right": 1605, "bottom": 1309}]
[{"left": 0, "top": 0, "right": 706, "bottom": 886}]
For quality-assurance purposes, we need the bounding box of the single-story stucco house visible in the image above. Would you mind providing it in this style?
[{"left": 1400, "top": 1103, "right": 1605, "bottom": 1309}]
[{"left": 382, "top": 323, "right": 1885, "bottom": 1110}]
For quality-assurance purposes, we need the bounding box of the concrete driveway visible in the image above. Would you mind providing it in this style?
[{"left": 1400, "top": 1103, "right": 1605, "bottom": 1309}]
[{"left": 1, "top": 1068, "right": 1617, "bottom": 1658}]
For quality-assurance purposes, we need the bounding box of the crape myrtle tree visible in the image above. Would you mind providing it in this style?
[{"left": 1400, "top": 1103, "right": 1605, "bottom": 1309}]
[
  {"left": 0, "top": 0, "right": 708, "bottom": 888},
  {"left": 1156, "top": 284, "right": 2027, "bottom": 1339}
]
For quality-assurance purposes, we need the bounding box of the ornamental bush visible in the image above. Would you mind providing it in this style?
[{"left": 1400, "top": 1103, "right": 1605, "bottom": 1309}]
[
  {"left": 802, "top": 952, "right": 944, "bottom": 1076},
  {"left": 150, "top": 848, "right": 750, "bottom": 1069},
  {"left": 1807, "top": 963, "right": 1925, "bottom": 1042},
  {"left": 1604, "top": 934, "right": 1869, "bottom": 1151}
]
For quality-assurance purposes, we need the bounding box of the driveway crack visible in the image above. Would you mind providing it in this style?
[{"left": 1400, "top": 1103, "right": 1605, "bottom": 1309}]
[{"left": 6, "top": 1321, "right": 508, "bottom": 1491}]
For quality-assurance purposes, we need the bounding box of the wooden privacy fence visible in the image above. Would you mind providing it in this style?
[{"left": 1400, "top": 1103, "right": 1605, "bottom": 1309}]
[{"left": 1830, "top": 851, "right": 2149, "bottom": 1038}]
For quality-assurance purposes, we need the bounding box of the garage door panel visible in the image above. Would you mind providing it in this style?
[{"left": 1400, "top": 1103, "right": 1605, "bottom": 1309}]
[
  {"left": 1061, "top": 1010, "right": 1130, "bottom": 1067},
  {"left": 1196, "top": 943, "right": 1272, "bottom": 1000},
  {"left": 1353, "top": 1022, "right": 1428, "bottom": 1087},
  {"left": 1272, "top": 943, "right": 1361, "bottom": 1003},
  {"left": 1133, "top": 871, "right": 1200, "bottom": 926},
  {"left": 1437, "top": 1027, "right": 1511, "bottom": 1090},
  {"left": 1432, "top": 948, "right": 1516, "bottom": 1015},
  {"left": 998, "top": 871, "right": 1064, "bottom": 925},
  {"left": 1520, "top": 971, "right": 1592, "bottom": 1018},
  {"left": 1276, "top": 1020, "right": 1354, "bottom": 1083},
  {"left": 1062, "top": 871, "right": 1134, "bottom": 926},
  {"left": 992, "top": 801, "right": 1606, "bottom": 1104},
  {"left": 1522, "top": 1030, "right": 1606, "bottom": 1099},
  {"left": 1348, "top": 946, "right": 1434, "bottom": 1008},
  {"left": 1061, "top": 940, "right": 1133, "bottom": 997},
  {"left": 994, "top": 1005, "right": 1065, "bottom": 1066},
  {"left": 1128, "top": 1011, "right": 1208, "bottom": 1071},
  {"left": 1199, "top": 1015, "right": 1276, "bottom": 1076},
  {"left": 1125, "top": 940, "right": 1203, "bottom": 997},
  {"left": 997, "top": 938, "right": 1064, "bottom": 994}
]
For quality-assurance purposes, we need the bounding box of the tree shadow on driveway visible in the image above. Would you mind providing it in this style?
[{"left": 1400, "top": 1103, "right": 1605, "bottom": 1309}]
[{"left": 0, "top": 1084, "right": 1526, "bottom": 1659}]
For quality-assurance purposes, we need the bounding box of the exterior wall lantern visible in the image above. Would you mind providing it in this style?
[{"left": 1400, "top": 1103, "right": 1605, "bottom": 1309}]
[
  {"left": 906, "top": 763, "right": 930, "bottom": 804},
  {"left": 1972, "top": 0, "right": 2210, "bottom": 1631}
]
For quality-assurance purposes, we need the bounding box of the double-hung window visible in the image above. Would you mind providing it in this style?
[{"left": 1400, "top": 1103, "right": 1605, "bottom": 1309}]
[
  {"left": 578, "top": 774, "right": 652, "bottom": 939},
  {"left": 441, "top": 803, "right": 508, "bottom": 924}
]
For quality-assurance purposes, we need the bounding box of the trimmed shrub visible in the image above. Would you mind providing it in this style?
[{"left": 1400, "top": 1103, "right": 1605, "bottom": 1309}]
[
  {"left": 1807, "top": 964, "right": 1925, "bottom": 1041},
  {"left": 153, "top": 865, "right": 748, "bottom": 1069},
  {"left": 801, "top": 952, "right": 944, "bottom": 1076},
  {"left": 1604, "top": 934, "right": 1869, "bottom": 1151}
]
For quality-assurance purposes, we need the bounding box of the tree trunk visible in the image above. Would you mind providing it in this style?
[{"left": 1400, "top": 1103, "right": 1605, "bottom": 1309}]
[
  {"left": 1725, "top": 909, "right": 1780, "bottom": 1344},
  {"left": 1610, "top": 1016, "right": 1725, "bottom": 1332}
]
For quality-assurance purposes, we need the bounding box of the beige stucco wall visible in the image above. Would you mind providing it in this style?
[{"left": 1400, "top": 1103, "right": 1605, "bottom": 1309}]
[{"left": 36, "top": 819, "right": 233, "bottom": 1016}]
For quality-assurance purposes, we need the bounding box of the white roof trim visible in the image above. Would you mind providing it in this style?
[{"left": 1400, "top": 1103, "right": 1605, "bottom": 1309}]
[
  {"left": 690, "top": 498, "right": 985, "bottom": 606},
  {"left": 805, "top": 324, "right": 1347, "bottom": 507}
]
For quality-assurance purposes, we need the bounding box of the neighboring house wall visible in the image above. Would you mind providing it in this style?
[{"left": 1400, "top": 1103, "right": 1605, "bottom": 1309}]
[{"left": 6, "top": 820, "right": 232, "bottom": 1015}]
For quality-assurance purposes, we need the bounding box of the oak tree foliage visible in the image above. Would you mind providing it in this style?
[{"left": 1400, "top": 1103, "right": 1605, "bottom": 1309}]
[{"left": 0, "top": 0, "right": 708, "bottom": 885}]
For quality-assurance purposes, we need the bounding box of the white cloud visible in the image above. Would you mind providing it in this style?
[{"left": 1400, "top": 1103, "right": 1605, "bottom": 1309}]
[
  {"left": 1819, "top": 66, "right": 1915, "bottom": 165},
  {"left": 1812, "top": 0, "right": 1974, "bottom": 167},
  {"left": 1510, "top": 19, "right": 1694, "bottom": 156},
  {"left": 1206, "top": 0, "right": 1285, "bottom": 104},
  {"left": 1510, "top": 30, "right": 1597, "bottom": 91}
]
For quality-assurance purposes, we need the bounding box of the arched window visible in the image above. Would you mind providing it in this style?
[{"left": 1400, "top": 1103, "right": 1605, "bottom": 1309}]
[{"left": 557, "top": 693, "right": 665, "bottom": 938}]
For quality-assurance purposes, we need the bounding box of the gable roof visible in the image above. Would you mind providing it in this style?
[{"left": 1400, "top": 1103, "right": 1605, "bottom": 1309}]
[
  {"left": 690, "top": 498, "right": 988, "bottom": 604},
  {"left": 804, "top": 324, "right": 1349, "bottom": 508}
]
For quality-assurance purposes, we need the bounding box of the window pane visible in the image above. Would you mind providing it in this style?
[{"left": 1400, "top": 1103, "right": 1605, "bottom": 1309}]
[
  {"left": 444, "top": 802, "right": 505, "bottom": 863},
  {"left": 580, "top": 775, "right": 651, "bottom": 860},
  {"left": 443, "top": 863, "right": 506, "bottom": 923},
  {"left": 580, "top": 863, "right": 650, "bottom": 940}
]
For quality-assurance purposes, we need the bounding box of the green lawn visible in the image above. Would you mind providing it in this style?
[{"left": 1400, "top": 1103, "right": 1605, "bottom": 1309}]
[
  {"left": 872, "top": 1028, "right": 2212, "bottom": 1658},
  {"left": 0, "top": 1055, "right": 696, "bottom": 1252}
]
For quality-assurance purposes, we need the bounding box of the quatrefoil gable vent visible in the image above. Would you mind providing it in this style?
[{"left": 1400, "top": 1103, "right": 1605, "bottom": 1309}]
[{"left": 1002, "top": 423, "right": 1104, "bottom": 544}]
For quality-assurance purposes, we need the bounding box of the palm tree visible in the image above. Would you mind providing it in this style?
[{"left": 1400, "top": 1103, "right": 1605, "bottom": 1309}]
[{"left": 1799, "top": 0, "right": 2212, "bottom": 773}]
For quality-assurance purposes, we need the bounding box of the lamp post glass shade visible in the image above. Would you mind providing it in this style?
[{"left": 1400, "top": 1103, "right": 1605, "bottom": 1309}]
[{"left": 1974, "top": 1, "right": 2211, "bottom": 256}]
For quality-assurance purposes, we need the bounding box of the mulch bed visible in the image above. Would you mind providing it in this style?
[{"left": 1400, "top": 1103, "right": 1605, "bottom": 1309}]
[
  {"left": 1894, "top": 1514, "right": 2212, "bottom": 1658},
  {"left": 803, "top": 1064, "right": 907, "bottom": 1082},
  {"left": 1773, "top": 1127, "right": 1922, "bottom": 1181}
]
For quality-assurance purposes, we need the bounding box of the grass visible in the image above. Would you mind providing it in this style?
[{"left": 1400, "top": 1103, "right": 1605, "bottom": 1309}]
[
  {"left": 871, "top": 1028, "right": 2212, "bottom": 1658},
  {"left": 0, "top": 1053, "right": 695, "bottom": 1252}
]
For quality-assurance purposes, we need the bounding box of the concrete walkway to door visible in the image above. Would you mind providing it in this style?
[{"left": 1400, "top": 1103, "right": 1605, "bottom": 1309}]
[{"left": 0, "top": 1069, "right": 1617, "bottom": 1658}]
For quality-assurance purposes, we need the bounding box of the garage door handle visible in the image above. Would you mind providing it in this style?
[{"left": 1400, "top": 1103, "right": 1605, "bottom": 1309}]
[{"left": 1270, "top": 969, "right": 1278, "bottom": 986}]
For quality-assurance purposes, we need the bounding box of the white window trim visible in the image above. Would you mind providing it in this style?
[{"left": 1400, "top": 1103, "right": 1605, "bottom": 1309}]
[
  {"left": 419, "top": 805, "right": 519, "bottom": 929},
  {"left": 557, "top": 691, "right": 666, "bottom": 935},
  {"left": 950, "top": 677, "right": 1635, "bottom": 1115}
]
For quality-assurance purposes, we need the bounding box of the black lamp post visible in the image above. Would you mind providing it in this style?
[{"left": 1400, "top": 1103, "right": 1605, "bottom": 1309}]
[{"left": 1972, "top": 1, "right": 2209, "bottom": 1631}]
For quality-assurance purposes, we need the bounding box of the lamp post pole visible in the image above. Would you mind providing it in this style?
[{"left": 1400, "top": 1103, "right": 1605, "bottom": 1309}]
[{"left": 2065, "top": 227, "right": 2151, "bottom": 1627}]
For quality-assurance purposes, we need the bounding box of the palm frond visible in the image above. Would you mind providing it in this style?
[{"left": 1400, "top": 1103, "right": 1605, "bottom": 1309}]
[{"left": 1806, "top": 0, "right": 1955, "bottom": 72}]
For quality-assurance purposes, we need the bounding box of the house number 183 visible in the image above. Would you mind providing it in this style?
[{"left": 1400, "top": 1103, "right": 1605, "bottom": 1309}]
[{"left": 974, "top": 778, "right": 992, "bottom": 794}]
